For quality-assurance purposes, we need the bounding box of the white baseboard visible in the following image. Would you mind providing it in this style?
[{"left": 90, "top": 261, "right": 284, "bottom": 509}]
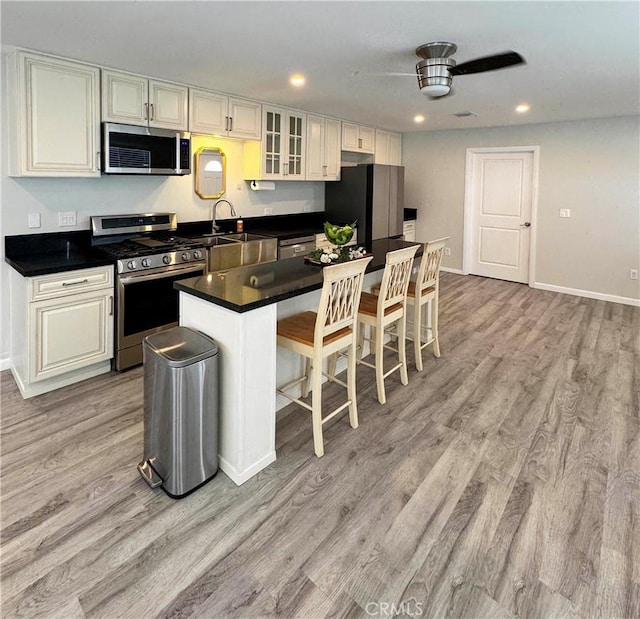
[
  {"left": 218, "top": 451, "right": 277, "bottom": 486},
  {"left": 441, "top": 266, "right": 465, "bottom": 275},
  {"left": 533, "top": 282, "right": 640, "bottom": 307},
  {"left": 0, "top": 356, "right": 11, "bottom": 372}
]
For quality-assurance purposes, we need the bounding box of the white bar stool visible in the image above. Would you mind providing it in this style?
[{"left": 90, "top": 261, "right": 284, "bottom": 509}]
[
  {"left": 276, "top": 257, "right": 372, "bottom": 457},
  {"left": 356, "top": 245, "right": 418, "bottom": 404}
]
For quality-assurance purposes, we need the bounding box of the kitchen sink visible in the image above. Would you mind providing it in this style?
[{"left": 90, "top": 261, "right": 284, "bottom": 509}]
[
  {"left": 195, "top": 233, "right": 277, "bottom": 271},
  {"left": 221, "top": 233, "right": 274, "bottom": 242}
]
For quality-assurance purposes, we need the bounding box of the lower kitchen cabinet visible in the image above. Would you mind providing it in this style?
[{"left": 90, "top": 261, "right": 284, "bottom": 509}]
[
  {"left": 10, "top": 266, "right": 114, "bottom": 399},
  {"left": 403, "top": 220, "right": 416, "bottom": 241}
]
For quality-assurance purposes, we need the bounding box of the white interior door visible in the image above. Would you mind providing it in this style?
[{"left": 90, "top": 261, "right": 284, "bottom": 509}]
[{"left": 465, "top": 149, "right": 536, "bottom": 284}]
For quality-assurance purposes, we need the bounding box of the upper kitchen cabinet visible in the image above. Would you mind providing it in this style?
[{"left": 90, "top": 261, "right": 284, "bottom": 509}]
[
  {"left": 7, "top": 50, "right": 101, "bottom": 177},
  {"left": 102, "top": 69, "right": 188, "bottom": 130},
  {"left": 305, "top": 115, "right": 341, "bottom": 181},
  {"left": 189, "top": 87, "right": 261, "bottom": 139},
  {"left": 341, "top": 122, "right": 375, "bottom": 154},
  {"left": 244, "top": 105, "right": 306, "bottom": 180},
  {"left": 374, "top": 129, "right": 403, "bottom": 165}
]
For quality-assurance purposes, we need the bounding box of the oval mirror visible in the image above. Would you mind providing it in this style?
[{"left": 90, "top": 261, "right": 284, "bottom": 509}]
[{"left": 194, "top": 147, "right": 226, "bottom": 199}]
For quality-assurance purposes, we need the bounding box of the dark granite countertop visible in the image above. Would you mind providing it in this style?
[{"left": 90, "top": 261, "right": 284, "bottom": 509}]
[
  {"left": 175, "top": 237, "right": 422, "bottom": 313},
  {"left": 4, "top": 231, "right": 112, "bottom": 277}
]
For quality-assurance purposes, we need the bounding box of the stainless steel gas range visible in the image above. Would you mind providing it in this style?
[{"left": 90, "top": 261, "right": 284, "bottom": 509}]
[{"left": 91, "top": 213, "right": 206, "bottom": 371}]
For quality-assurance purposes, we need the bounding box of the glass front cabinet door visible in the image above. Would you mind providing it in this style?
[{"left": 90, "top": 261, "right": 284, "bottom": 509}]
[{"left": 262, "top": 106, "right": 306, "bottom": 180}]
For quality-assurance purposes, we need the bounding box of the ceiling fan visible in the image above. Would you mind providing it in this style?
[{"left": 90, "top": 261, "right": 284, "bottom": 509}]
[{"left": 401, "top": 42, "right": 526, "bottom": 99}]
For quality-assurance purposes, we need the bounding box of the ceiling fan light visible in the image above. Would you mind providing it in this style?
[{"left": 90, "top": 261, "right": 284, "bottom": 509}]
[{"left": 421, "top": 84, "right": 450, "bottom": 97}]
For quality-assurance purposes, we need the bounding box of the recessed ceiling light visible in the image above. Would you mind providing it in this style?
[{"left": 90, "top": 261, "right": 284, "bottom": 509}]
[
  {"left": 515, "top": 103, "right": 530, "bottom": 113},
  {"left": 290, "top": 74, "right": 305, "bottom": 87},
  {"left": 414, "top": 114, "right": 425, "bottom": 123}
]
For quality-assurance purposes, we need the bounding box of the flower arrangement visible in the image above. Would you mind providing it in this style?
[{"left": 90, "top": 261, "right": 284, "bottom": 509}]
[{"left": 306, "top": 245, "right": 369, "bottom": 265}]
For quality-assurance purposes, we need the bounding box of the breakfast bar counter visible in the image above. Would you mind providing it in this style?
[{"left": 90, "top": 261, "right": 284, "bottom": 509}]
[{"left": 175, "top": 238, "right": 421, "bottom": 486}]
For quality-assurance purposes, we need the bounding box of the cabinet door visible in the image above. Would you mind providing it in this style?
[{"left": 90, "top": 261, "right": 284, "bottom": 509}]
[
  {"left": 305, "top": 114, "right": 325, "bottom": 180},
  {"left": 11, "top": 52, "right": 100, "bottom": 177},
  {"left": 189, "top": 88, "right": 228, "bottom": 134},
  {"left": 30, "top": 290, "right": 114, "bottom": 382},
  {"left": 374, "top": 129, "right": 390, "bottom": 164},
  {"left": 324, "top": 118, "right": 342, "bottom": 180},
  {"left": 285, "top": 111, "right": 306, "bottom": 179},
  {"left": 149, "top": 80, "right": 189, "bottom": 130},
  {"left": 263, "top": 107, "right": 284, "bottom": 178},
  {"left": 342, "top": 122, "right": 360, "bottom": 151},
  {"left": 359, "top": 126, "right": 376, "bottom": 154},
  {"left": 102, "top": 69, "right": 148, "bottom": 126},
  {"left": 228, "top": 97, "right": 262, "bottom": 139},
  {"left": 389, "top": 132, "right": 402, "bottom": 165}
]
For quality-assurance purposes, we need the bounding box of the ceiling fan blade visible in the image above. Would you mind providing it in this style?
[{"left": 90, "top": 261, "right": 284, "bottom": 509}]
[{"left": 449, "top": 51, "right": 525, "bottom": 76}]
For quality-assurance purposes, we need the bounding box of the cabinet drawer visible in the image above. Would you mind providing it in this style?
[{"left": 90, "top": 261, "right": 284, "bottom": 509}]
[{"left": 30, "top": 266, "right": 113, "bottom": 301}]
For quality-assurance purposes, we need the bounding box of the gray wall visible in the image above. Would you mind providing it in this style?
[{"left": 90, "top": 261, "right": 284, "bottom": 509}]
[{"left": 403, "top": 116, "right": 640, "bottom": 301}]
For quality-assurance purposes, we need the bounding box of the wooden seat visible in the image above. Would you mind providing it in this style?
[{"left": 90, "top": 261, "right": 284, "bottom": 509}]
[
  {"left": 356, "top": 245, "right": 418, "bottom": 404},
  {"left": 407, "top": 237, "right": 449, "bottom": 370},
  {"left": 276, "top": 257, "right": 372, "bottom": 457}
]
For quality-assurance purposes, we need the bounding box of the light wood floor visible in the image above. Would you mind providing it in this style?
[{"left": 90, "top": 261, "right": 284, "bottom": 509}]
[{"left": 1, "top": 274, "right": 638, "bottom": 619}]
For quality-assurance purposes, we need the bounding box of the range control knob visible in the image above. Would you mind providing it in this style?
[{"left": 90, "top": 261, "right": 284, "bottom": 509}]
[
  {"left": 193, "top": 249, "right": 202, "bottom": 260},
  {"left": 141, "top": 258, "right": 151, "bottom": 268},
  {"left": 127, "top": 260, "right": 137, "bottom": 270},
  {"left": 181, "top": 252, "right": 191, "bottom": 262},
  {"left": 162, "top": 255, "right": 171, "bottom": 265}
]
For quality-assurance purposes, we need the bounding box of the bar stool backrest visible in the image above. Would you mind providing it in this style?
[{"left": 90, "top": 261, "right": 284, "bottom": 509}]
[
  {"left": 417, "top": 237, "right": 449, "bottom": 294},
  {"left": 315, "top": 257, "right": 372, "bottom": 343},
  {"left": 376, "top": 245, "right": 419, "bottom": 315}
]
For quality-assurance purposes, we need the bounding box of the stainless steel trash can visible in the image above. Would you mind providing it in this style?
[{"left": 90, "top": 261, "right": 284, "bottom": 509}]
[{"left": 137, "top": 326, "right": 219, "bottom": 498}]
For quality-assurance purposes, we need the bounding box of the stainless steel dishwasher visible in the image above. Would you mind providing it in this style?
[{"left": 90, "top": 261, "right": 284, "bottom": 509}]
[{"left": 278, "top": 234, "right": 316, "bottom": 259}]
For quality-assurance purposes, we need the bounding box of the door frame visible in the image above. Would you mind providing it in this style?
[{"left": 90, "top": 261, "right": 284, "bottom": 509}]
[{"left": 462, "top": 146, "right": 540, "bottom": 286}]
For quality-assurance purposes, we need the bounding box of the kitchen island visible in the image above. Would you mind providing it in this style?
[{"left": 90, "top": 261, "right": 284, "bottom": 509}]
[{"left": 175, "top": 238, "right": 421, "bottom": 485}]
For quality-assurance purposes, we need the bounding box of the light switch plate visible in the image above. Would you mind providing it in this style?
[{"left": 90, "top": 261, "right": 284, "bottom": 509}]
[
  {"left": 28, "top": 213, "right": 41, "bottom": 228},
  {"left": 559, "top": 208, "right": 571, "bottom": 218}
]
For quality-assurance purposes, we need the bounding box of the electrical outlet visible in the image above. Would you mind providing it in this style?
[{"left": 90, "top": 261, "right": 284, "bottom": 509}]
[
  {"left": 559, "top": 208, "right": 571, "bottom": 218},
  {"left": 236, "top": 183, "right": 243, "bottom": 191},
  {"left": 58, "top": 211, "right": 77, "bottom": 227},
  {"left": 444, "top": 247, "right": 451, "bottom": 256},
  {"left": 303, "top": 204, "right": 312, "bottom": 213},
  {"left": 264, "top": 207, "right": 273, "bottom": 215},
  {"left": 28, "top": 213, "right": 41, "bottom": 228},
  {"left": 631, "top": 269, "right": 639, "bottom": 280}
]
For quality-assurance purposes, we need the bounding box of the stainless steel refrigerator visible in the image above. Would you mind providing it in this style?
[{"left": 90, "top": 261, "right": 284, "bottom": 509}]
[{"left": 325, "top": 164, "right": 404, "bottom": 246}]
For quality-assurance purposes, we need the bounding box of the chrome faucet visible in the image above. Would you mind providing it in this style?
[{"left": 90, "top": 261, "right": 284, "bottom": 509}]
[{"left": 211, "top": 199, "right": 238, "bottom": 233}]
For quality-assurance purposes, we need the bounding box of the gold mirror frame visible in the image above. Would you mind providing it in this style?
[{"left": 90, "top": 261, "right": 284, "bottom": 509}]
[{"left": 194, "top": 147, "right": 226, "bottom": 199}]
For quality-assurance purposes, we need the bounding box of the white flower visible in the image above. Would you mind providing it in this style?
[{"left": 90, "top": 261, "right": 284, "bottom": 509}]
[{"left": 320, "top": 254, "right": 331, "bottom": 263}]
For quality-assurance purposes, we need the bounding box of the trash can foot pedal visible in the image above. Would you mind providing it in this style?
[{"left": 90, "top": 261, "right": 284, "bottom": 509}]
[{"left": 137, "top": 460, "right": 163, "bottom": 488}]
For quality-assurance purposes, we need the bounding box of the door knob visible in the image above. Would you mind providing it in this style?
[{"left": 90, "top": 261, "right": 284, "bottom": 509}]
[{"left": 520, "top": 221, "right": 531, "bottom": 228}]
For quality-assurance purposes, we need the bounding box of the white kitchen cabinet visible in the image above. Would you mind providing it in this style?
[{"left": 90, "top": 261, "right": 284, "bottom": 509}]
[
  {"left": 342, "top": 122, "right": 375, "bottom": 154},
  {"left": 374, "top": 129, "right": 403, "bottom": 165},
  {"left": 403, "top": 220, "right": 416, "bottom": 242},
  {"left": 7, "top": 50, "right": 101, "bottom": 177},
  {"left": 306, "top": 115, "right": 341, "bottom": 181},
  {"left": 189, "top": 88, "right": 262, "bottom": 139},
  {"left": 102, "top": 69, "right": 188, "bottom": 130},
  {"left": 244, "top": 105, "right": 306, "bottom": 180},
  {"left": 10, "top": 266, "right": 114, "bottom": 399}
]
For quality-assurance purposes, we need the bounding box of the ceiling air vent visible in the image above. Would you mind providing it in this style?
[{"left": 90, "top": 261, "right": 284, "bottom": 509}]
[{"left": 453, "top": 111, "right": 478, "bottom": 118}]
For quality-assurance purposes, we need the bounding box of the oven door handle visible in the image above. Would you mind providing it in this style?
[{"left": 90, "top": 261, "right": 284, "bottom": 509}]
[{"left": 119, "top": 264, "right": 205, "bottom": 285}]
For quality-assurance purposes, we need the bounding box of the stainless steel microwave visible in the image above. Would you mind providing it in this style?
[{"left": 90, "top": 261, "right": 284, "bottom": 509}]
[{"left": 102, "top": 122, "right": 191, "bottom": 175}]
